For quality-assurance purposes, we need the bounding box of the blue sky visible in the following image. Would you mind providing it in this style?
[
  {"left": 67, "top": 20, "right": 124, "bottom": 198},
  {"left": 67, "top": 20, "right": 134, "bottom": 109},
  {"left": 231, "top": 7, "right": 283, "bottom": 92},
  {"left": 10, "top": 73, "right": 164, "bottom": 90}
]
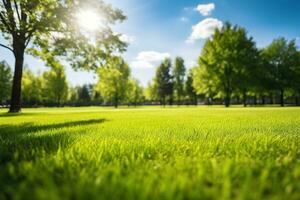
[{"left": 1, "top": 0, "right": 300, "bottom": 86}]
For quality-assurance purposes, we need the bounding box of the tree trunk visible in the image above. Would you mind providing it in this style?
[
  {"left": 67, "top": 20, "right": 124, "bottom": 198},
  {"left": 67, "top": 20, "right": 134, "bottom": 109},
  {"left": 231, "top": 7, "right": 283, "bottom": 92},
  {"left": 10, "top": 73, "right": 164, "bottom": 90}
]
[
  {"left": 261, "top": 96, "right": 266, "bottom": 105},
  {"left": 269, "top": 94, "right": 274, "bottom": 104},
  {"left": 297, "top": 91, "right": 300, "bottom": 106},
  {"left": 169, "top": 95, "right": 173, "bottom": 106},
  {"left": 114, "top": 99, "right": 118, "bottom": 108},
  {"left": 206, "top": 97, "right": 211, "bottom": 105},
  {"left": 9, "top": 47, "right": 25, "bottom": 113},
  {"left": 243, "top": 91, "right": 247, "bottom": 107},
  {"left": 280, "top": 89, "right": 284, "bottom": 107},
  {"left": 194, "top": 96, "right": 198, "bottom": 106},
  {"left": 254, "top": 96, "right": 257, "bottom": 105},
  {"left": 57, "top": 95, "right": 61, "bottom": 107},
  {"left": 225, "top": 90, "right": 231, "bottom": 107}
]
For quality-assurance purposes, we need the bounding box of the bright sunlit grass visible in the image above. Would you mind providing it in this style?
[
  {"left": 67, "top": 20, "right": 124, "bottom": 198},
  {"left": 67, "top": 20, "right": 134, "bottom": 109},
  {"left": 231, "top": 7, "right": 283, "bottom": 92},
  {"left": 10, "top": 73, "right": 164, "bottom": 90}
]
[{"left": 0, "top": 107, "right": 300, "bottom": 199}]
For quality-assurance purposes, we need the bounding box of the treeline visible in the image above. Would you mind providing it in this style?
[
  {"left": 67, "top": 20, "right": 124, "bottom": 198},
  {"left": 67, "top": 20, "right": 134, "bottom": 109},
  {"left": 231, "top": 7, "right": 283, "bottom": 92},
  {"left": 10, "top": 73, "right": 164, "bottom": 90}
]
[
  {"left": 0, "top": 58, "right": 145, "bottom": 108},
  {"left": 1, "top": 23, "right": 300, "bottom": 108},
  {"left": 0, "top": 62, "right": 69, "bottom": 107},
  {"left": 193, "top": 23, "right": 300, "bottom": 107}
]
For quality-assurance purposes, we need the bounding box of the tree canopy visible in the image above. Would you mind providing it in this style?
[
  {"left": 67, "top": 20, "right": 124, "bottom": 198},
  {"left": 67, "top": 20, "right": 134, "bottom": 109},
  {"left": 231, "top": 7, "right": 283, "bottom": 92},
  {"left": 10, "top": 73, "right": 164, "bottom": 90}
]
[
  {"left": 96, "top": 56, "right": 130, "bottom": 108},
  {"left": 154, "top": 58, "right": 173, "bottom": 106},
  {"left": 261, "top": 37, "right": 299, "bottom": 106},
  {"left": 0, "top": 0, "right": 127, "bottom": 112},
  {"left": 197, "top": 23, "right": 259, "bottom": 107},
  {"left": 0, "top": 60, "right": 12, "bottom": 105},
  {"left": 173, "top": 57, "right": 186, "bottom": 105}
]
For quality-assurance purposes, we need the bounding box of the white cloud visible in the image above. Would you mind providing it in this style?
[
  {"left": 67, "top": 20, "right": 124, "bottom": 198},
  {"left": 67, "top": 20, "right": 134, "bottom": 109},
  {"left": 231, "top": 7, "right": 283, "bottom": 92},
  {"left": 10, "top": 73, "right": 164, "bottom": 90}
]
[
  {"left": 119, "top": 34, "right": 136, "bottom": 44},
  {"left": 130, "top": 51, "right": 171, "bottom": 69},
  {"left": 136, "top": 51, "right": 170, "bottom": 62},
  {"left": 130, "top": 60, "right": 154, "bottom": 69},
  {"left": 196, "top": 3, "right": 215, "bottom": 16},
  {"left": 186, "top": 18, "right": 223, "bottom": 43}
]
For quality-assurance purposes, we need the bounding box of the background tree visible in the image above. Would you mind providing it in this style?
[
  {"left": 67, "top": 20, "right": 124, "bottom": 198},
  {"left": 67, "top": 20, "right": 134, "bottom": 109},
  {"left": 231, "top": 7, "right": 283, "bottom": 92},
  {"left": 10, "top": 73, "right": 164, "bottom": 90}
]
[
  {"left": 232, "top": 29, "right": 259, "bottom": 107},
  {"left": 199, "top": 23, "right": 258, "bottom": 107},
  {"left": 22, "top": 67, "right": 42, "bottom": 106},
  {"left": 154, "top": 58, "right": 173, "bottom": 106},
  {"left": 41, "top": 65, "right": 68, "bottom": 106},
  {"left": 77, "top": 84, "right": 92, "bottom": 105},
  {"left": 127, "top": 79, "right": 144, "bottom": 106},
  {"left": 0, "top": 0, "right": 126, "bottom": 112},
  {"left": 261, "top": 38, "right": 299, "bottom": 106},
  {"left": 67, "top": 84, "right": 97, "bottom": 106},
  {"left": 0, "top": 61, "right": 12, "bottom": 105},
  {"left": 173, "top": 57, "right": 186, "bottom": 105},
  {"left": 291, "top": 51, "right": 300, "bottom": 105},
  {"left": 96, "top": 57, "right": 130, "bottom": 108},
  {"left": 144, "top": 81, "right": 158, "bottom": 103},
  {"left": 192, "top": 66, "right": 217, "bottom": 105},
  {"left": 185, "top": 69, "right": 198, "bottom": 105}
]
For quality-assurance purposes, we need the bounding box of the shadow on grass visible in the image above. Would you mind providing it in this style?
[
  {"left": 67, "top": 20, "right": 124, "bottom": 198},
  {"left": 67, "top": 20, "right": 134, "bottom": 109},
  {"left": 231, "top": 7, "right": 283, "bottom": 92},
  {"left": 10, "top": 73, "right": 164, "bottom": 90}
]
[
  {"left": 0, "top": 112, "right": 41, "bottom": 118},
  {"left": 0, "top": 119, "right": 107, "bottom": 164},
  {"left": 0, "top": 119, "right": 106, "bottom": 136}
]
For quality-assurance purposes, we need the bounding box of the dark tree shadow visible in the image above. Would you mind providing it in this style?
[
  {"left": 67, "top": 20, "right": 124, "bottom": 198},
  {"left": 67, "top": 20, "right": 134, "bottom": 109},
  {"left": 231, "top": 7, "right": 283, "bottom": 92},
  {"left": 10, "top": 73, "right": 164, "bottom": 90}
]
[
  {"left": 0, "top": 119, "right": 107, "bottom": 164},
  {"left": 0, "top": 119, "right": 106, "bottom": 136},
  {"left": 0, "top": 112, "right": 40, "bottom": 118}
]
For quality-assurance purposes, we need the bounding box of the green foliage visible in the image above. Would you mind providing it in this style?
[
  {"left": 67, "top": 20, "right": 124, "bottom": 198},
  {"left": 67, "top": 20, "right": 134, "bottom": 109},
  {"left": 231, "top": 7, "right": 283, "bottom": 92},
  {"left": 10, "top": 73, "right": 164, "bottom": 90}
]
[
  {"left": 261, "top": 38, "right": 299, "bottom": 106},
  {"left": 127, "top": 79, "right": 144, "bottom": 106},
  {"left": 291, "top": 51, "right": 300, "bottom": 103},
  {"left": 0, "top": 0, "right": 127, "bottom": 112},
  {"left": 41, "top": 65, "right": 68, "bottom": 106},
  {"left": 154, "top": 58, "right": 173, "bottom": 105},
  {"left": 173, "top": 57, "right": 186, "bottom": 104},
  {"left": 0, "top": 61, "right": 12, "bottom": 104},
  {"left": 22, "top": 67, "right": 42, "bottom": 105},
  {"left": 185, "top": 69, "right": 198, "bottom": 105},
  {"left": 192, "top": 66, "right": 217, "bottom": 104},
  {"left": 96, "top": 57, "right": 130, "bottom": 107},
  {"left": 144, "top": 81, "right": 158, "bottom": 102},
  {"left": 0, "top": 107, "right": 300, "bottom": 199},
  {"left": 0, "top": 0, "right": 127, "bottom": 69},
  {"left": 68, "top": 84, "right": 98, "bottom": 106},
  {"left": 198, "top": 23, "right": 259, "bottom": 107}
]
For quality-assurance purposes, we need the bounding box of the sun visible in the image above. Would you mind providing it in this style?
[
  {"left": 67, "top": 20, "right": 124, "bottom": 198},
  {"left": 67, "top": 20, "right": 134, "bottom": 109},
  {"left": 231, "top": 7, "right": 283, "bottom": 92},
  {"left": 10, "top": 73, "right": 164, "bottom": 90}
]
[{"left": 76, "top": 10, "right": 103, "bottom": 32}]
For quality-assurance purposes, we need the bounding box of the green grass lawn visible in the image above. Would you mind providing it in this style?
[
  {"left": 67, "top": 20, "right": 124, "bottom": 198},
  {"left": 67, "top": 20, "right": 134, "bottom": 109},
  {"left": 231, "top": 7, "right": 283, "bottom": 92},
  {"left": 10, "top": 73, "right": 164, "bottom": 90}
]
[{"left": 0, "top": 107, "right": 300, "bottom": 200}]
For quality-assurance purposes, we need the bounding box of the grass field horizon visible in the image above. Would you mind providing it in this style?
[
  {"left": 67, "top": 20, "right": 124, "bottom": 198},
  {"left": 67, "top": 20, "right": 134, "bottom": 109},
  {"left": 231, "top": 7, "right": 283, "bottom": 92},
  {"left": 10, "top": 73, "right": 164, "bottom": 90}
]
[{"left": 1, "top": 106, "right": 300, "bottom": 199}]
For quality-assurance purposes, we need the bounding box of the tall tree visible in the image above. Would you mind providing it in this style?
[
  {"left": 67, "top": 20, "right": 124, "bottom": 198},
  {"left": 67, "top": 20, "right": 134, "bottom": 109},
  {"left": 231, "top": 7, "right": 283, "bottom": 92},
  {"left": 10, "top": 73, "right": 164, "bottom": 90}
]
[
  {"left": 0, "top": 0, "right": 126, "bottom": 112},
  {"left": 41, "top": 65, "right": 68, "bottom": 106},
  {"left": 232, "top": 29, "right": 259, "bottom": 107},
  {"left": 77, "top": 84, "right": 92, "bottom": 103},
  {"left": 199, "top": 23, "right": 258, "bottom": 107},
  {"left": 173, "top": 57, "right": 186, "bottom": 105},
  {"left": 154, "top": 58, "right": 173, "bottom": 106},
  {"left": 192, "top": 66, "right": 217, "bottom": 105},
  {"left": 22, "top": 67, "right": 42, "bottom": 106},
  {"left": 291, "top": 51, "right": 300, "bottom": 105},
  {"left": 185, "top": 69, "right": 198, "bottom": 105},
  {"left": 127, "top": 79, "right": 144, "bottom": 106},
  {"left": 96, "top": 57, "right": 130, "bottom": 108},
  {"left": 261, "top": 38, "right": 299, "bottom": 106},
  {"left": 0, "top": 61, "right": 12, "bottom": 105},
  {"left": 144, "top": 81, "right": 158, "bottom": 103}
]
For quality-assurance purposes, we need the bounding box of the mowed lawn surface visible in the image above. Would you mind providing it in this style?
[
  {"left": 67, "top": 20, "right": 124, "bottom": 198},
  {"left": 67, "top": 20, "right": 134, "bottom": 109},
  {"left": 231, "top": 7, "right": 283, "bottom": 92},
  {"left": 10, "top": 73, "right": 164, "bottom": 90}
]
[{"left": 0, "top": 107, "right": 300, "bottom": 200}]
